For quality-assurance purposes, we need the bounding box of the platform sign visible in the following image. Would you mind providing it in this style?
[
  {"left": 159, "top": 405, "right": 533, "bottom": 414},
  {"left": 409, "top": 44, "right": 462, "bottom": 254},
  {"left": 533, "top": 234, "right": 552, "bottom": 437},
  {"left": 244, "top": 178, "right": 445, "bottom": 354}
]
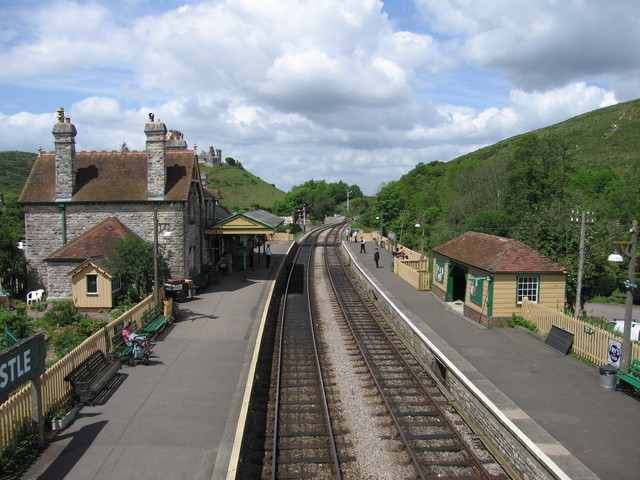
[
  {"left": 0, "top": 333, "right": 46, "bottom": 445},
  {"left": 0, "top": 333, "right": 45, "bottom": 401},
  {"left": 608, "top": 338, "right": 622, "bottom": 367}
]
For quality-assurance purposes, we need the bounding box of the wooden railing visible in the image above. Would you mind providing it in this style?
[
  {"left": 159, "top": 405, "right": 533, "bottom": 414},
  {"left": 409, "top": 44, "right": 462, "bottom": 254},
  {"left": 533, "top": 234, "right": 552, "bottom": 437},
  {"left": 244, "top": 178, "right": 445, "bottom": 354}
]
[
  {"left": 0, "top": 294, "right": 158, "bottom": 452},
  {"left": 394, "top": 258, "right": 430, "bottom": 291},
  {"left": 522, "top": 298, "right": 640, "bottom": 365}
]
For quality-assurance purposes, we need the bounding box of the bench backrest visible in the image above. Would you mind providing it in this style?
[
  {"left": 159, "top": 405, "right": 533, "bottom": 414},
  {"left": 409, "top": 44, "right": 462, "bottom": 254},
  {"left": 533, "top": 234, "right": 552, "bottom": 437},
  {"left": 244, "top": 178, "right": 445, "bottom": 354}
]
[
  {"left": 65, "top": 350, "right": 110, "bottom": 384},
  {"left": 629, "top": 360, "right": 640, "bottom": 378},
  {"left": 141, "top": 306, "right": 161, "bottom": 326}
]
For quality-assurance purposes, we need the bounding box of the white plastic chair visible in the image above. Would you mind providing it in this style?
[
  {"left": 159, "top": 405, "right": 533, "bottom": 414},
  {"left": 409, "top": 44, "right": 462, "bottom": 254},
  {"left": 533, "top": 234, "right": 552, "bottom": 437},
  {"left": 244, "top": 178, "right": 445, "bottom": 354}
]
[{"left": 26, "top": 289, "right": 44, "bottom": 305}]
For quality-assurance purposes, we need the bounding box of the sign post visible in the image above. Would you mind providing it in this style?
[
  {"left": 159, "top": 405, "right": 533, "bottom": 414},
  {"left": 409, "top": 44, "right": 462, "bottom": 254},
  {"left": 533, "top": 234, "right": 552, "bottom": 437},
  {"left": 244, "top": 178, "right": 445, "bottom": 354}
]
[{"left": 0, "top": 333, "right": 46, "bottom": 445}]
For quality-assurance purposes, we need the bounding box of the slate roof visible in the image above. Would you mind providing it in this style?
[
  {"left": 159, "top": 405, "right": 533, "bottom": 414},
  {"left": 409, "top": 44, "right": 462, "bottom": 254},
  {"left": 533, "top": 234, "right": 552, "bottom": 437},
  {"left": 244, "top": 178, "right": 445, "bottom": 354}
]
[
  {"left": 432, "top": 231, "right": 566, "bottom": 274},
  {"left": 47, "top": 217, "right": 144, "bottom": 261},
  {"left": 19, "top": 150, "right": 197, "bottom": 203}
]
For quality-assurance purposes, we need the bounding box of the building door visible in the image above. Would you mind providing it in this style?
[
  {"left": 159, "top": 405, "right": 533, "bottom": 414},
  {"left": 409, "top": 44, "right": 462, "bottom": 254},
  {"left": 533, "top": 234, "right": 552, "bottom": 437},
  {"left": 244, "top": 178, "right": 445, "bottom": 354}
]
[{"left": 449, "top": 265, "right": 467, "bottom": 302}]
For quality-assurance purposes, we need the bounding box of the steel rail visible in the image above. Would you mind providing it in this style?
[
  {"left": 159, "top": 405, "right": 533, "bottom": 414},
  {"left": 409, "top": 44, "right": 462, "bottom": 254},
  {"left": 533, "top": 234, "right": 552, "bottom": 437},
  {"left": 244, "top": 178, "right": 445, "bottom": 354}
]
[
  {"left": 271, "top": 225, "right": 342, "bottom": 479},
  {"left": 326, "top": 231, "right": 499, "bottom": 480}
]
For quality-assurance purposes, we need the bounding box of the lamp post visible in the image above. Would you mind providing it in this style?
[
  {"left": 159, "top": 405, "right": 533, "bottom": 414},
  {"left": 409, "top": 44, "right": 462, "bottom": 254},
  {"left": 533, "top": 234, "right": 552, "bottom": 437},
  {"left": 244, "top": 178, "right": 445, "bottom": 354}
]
[
  {"left": 376, "top": 214, "right": 384, "bottom": 238},
  {"left": 153, "top": 207, "right": 172, "bottom": 306},
  {"left": 415, "top": 223, "right": 425, "bottom": 259},
  {"left": 346, "top": 189, "right": 351, "bottom": 212},
  {"left": 608, "top": 219, "right": 638, "bottom": 374}
]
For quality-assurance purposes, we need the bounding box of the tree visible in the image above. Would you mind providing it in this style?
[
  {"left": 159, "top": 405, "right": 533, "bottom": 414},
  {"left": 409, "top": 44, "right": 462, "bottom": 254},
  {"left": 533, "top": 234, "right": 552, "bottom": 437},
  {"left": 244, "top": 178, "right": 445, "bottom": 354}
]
[
  {"left": 0, "top": 198, "right": 27, "bottom": 296},
  {"left": 107, "top": 235, "right": 170, "bottom": 301}
]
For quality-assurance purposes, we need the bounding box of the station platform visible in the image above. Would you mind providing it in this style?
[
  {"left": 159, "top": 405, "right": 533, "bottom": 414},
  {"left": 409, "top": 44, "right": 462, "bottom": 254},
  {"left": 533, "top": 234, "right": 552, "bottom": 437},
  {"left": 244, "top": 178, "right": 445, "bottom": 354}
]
[
  {"left": 21, "top": 236, "right": 639, "bottom": 480},
  {"left": 22, "top": 241, "right": 293, "bottom": 480},
  {"left": 344, "top": 240, "right": 640, "bottom": 480}
]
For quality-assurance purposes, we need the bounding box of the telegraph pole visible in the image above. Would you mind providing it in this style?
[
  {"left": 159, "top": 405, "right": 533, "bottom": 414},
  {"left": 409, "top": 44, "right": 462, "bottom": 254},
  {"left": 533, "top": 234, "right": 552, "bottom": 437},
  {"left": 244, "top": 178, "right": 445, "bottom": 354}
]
[{"left": 571, "top": 210, "right": 594, "bottom": 317}]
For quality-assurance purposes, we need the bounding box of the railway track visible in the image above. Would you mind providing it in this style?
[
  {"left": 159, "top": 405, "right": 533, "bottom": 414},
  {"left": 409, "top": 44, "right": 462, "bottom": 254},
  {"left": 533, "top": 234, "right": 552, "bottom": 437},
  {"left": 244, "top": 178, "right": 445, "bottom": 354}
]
[{"left": 262, "top": 224, "right": 510, "bottom": 479}]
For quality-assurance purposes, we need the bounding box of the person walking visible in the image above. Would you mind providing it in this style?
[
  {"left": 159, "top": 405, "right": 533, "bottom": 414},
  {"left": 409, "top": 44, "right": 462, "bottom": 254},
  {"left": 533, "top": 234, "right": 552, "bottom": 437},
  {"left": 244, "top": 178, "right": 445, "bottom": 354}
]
[
  {"left": 360, "top": 237, "right": 366, "bottom": 253},
  {"left": 265, "top": 244, "right": 272, "bottom": 268},
  {"left": 374, "top": 248, "right": 380, "bottom": 268}
]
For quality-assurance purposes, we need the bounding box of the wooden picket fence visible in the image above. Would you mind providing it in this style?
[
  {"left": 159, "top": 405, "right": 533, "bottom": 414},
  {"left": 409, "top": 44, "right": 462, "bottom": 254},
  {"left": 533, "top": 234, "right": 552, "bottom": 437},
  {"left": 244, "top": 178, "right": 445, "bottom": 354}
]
[
  {"left": 522, "top": 298, "right": 640, "bottom": 365},
  {"left": 0, "top": 293, "right": 161, "bottom": 452}
]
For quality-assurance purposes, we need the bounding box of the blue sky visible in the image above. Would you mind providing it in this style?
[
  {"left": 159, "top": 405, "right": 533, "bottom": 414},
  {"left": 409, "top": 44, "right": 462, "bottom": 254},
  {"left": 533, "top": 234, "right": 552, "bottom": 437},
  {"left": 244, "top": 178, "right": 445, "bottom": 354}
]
[{"left": 1, "top": 0, "right": 638, "bottom": 195}]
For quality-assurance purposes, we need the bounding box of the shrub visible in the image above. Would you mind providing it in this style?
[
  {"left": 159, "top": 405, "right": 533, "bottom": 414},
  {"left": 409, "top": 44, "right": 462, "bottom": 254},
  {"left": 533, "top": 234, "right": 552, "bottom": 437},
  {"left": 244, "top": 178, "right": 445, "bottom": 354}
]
[
  {"left": 0, "top": 419, "right": 41, "bottom": 475},
  {"left": 48, "top": 326, "right": 86, "bottom": 358},
  {"left": 508, "top": 314, "right": 539, "bottom": 333}
]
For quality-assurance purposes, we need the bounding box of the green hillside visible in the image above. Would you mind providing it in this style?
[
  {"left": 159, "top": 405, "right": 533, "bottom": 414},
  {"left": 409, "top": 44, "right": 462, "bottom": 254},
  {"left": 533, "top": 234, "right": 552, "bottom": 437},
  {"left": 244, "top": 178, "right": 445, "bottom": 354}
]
[
  {"left": 455, "top": 98, "right": 640, "bottom": 169},
  {"left": 201, "top": 164, "right": 285, "bottom": 212},
  {"left": 0, "top": 151, "right": 37, "bottom": 202}
]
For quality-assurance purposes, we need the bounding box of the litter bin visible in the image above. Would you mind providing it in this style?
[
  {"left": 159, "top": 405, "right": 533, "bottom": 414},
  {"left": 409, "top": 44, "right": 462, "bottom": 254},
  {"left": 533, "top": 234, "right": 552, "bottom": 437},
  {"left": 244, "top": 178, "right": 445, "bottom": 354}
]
[{"left": 598, "top": 365, "right": 617, "bottom": 389}]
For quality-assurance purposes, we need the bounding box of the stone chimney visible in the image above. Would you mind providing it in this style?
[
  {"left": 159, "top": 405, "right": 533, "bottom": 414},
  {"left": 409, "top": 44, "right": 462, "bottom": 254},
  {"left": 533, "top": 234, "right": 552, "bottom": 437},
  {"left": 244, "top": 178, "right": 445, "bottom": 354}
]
[
  {"left": 53, "top": 107, "right": 77, "bottom": 201},
  {"left": 145, "top": 115, "right": 167, "bottom": 200}
]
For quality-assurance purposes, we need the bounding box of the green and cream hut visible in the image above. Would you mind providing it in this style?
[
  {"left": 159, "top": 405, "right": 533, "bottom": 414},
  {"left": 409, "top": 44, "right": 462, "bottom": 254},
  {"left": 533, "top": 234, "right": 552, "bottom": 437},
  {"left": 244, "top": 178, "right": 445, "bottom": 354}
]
[{"left": 432, "top": 232, "right": 567, "bottom": 326}]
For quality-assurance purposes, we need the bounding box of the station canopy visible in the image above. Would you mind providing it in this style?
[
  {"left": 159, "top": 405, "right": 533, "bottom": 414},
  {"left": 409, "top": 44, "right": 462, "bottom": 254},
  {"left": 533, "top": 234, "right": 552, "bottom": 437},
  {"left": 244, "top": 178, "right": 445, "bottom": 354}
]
[{"left": 204, "top": 209, "right": 284, "bottom": 236}]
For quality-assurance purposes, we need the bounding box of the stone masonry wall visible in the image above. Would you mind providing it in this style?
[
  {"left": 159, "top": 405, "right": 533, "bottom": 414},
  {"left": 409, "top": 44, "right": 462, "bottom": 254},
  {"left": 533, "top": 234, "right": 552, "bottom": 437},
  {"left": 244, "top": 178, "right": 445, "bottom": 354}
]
[{"left": 25, "top": 203, "right": 189, "bottom": 300}]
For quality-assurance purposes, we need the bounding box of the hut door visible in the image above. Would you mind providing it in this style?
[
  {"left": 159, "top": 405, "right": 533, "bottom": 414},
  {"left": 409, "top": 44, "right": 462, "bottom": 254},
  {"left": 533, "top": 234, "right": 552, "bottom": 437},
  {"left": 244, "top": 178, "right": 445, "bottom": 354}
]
[{"left": 449, "top": 265, "right": 467, "bottom": 302}]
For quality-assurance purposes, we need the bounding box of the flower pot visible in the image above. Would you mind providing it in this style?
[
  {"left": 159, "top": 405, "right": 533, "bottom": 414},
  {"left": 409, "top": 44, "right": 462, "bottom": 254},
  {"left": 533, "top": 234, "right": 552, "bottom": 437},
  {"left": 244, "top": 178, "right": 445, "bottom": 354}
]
[{"left": 51, "top": 407, "right": 77, "bottom": 431}]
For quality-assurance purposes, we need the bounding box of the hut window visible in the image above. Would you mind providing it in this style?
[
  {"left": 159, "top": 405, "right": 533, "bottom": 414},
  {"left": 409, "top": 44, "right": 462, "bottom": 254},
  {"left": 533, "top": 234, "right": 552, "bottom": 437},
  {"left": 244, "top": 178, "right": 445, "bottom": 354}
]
[
  {"left": 86, "top": 274, "right": 98, "bottom": 295},
  {"left": 516, "top": 276, "right": 539, "bottom": 304},
  {"left": 112, "top": 277, "right": 121, "bottom": 293}
]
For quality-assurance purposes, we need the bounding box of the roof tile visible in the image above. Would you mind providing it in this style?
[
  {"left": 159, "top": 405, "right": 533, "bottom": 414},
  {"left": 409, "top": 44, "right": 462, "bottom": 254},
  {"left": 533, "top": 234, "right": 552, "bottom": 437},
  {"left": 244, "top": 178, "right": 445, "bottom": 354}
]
[{"left": 433, "top": 231, "right": 566, "bottom": 273}]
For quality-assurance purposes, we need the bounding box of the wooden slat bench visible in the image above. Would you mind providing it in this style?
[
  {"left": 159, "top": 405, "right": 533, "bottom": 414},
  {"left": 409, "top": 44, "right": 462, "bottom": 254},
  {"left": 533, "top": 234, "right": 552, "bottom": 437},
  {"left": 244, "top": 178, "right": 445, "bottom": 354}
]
[
  {"left": 140, "top": 306, "right": 171, "bottom": 339},
  {"left": 111, "top": 323, "right": 134, "bottom": 362},
  {"left": 616, "top": 359, "right": 640, "bottom": 391},
  {"left": 64, "top": 350, "right": 121, "bottom": 404}
]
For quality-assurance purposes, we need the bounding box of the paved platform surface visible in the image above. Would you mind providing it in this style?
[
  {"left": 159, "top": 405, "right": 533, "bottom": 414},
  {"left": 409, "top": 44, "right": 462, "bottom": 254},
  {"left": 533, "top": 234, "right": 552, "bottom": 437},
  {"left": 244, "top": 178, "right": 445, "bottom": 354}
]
[
  {"left": 20, "top": 237, "right": 639, "bottom": 480},
  {"left": 346, "top": 240, "right": 640, "bottom": 480},
  {"left": 22, "top": 241, "right": 292, "bottom": 480}
]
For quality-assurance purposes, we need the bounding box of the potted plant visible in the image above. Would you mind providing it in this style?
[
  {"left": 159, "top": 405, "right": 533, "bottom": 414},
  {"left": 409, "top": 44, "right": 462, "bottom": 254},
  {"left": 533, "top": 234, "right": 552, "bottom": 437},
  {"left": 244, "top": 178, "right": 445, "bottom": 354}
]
[{"left": 50, "top": 403, "right": 77, "bottom": 431}]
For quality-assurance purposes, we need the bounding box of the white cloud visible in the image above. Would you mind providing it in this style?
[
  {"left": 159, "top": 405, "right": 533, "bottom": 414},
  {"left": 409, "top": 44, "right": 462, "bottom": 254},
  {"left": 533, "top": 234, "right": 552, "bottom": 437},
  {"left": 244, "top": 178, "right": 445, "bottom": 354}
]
[{"left": 0, "top": 0, "right": 635, "bottom": 195}]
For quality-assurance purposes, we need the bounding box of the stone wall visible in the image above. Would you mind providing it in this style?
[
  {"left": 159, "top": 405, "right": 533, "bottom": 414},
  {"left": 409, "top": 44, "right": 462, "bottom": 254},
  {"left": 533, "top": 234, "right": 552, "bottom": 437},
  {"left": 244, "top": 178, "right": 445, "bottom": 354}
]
[{"left": 24, "top": 203, "right": 190, "bottom": 300}]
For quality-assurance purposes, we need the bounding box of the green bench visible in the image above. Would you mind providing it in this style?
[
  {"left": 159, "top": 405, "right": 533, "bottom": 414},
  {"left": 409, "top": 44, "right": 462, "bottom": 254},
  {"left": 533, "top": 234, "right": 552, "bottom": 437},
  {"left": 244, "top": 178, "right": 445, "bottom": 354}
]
[
  {"left": 140, "top": 305, "right": 171, "bottom": 339},
  {"left": 111, "top": 323, "right": 135, "bottom": 361},
  {"left": 616, "top": 359, "right": 640, "bottom": 391}
]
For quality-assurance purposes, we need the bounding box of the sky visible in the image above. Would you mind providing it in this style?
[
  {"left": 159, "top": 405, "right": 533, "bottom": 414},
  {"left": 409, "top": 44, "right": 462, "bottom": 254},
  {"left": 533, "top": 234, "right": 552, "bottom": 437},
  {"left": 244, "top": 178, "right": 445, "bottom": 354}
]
[{"left": 1, "top": 0, "right": 638, "bottom": 195}]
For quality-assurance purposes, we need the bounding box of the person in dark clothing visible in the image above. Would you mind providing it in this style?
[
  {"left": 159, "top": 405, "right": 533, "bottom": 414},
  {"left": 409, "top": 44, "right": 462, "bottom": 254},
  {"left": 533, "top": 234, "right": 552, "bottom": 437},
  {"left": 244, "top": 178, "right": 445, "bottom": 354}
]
[
  {"left": 374, "top": 248, "right": 380, "bottom": 267},
  {"left": 360, "top": 237, "right": 366, "bottom": 253},
  {"left": 266, "top": 244, "right": 272, "bottom": 268}
]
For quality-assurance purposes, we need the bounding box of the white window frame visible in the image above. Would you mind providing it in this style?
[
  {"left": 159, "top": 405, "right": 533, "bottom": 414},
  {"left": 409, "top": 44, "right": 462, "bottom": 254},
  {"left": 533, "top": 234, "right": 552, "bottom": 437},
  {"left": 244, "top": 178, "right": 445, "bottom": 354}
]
[
  {"left": 112, "top": 276, "right": 121, "bottom": 293},
  {"left": 86, "top": 274, "right": 98, "bottom": 295},
  {"left": 516, "top": 276, "right": 539, "bottom": 304}
]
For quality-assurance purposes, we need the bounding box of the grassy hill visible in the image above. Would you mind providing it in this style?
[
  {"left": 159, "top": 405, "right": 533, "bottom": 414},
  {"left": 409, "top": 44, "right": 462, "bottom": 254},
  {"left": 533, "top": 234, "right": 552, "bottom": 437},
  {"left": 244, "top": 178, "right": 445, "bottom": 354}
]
[
  {"left": 0, "top": 151, "right": 37, "bottom": 202},
  {"left": 454, "top": 98, "right": 640, "bottom": 169},
  {"left": 201, "top": 164, "right": 285, "bottom": 212}
]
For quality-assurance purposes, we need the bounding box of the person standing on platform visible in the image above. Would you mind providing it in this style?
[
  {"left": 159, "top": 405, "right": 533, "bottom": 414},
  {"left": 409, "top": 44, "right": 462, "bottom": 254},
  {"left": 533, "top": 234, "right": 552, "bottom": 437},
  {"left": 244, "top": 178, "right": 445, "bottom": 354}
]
[
  {"left": 226, "top": 252, "right": 233, "bottom": 276},
  {"left": 265, "top": 244, "right": 272, "bottom": 268},
  {"left": 374, "top": 248, "right": 380, "bottom": 268},
  {"left": 360, "top": 237, "right": 366, "bottom": 253}
]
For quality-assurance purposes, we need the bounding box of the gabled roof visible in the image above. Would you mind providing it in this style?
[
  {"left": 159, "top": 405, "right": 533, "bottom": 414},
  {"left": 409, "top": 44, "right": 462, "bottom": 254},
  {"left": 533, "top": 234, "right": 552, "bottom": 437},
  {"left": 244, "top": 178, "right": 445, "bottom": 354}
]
[
  {"left": 204, "top": 209, "right": 283, "bottom": 235},
  {"left": 67, "top": 256, "right": 117, "bottom": 278},
  {"left": 47, "top": 217, "right": 144, "bottom": 261},
  {"left": 19, "top": 150, "right": 198, "bottom": 203},
  {"left": 432, "top": 231, "right": 566, "bottom": 274}
]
